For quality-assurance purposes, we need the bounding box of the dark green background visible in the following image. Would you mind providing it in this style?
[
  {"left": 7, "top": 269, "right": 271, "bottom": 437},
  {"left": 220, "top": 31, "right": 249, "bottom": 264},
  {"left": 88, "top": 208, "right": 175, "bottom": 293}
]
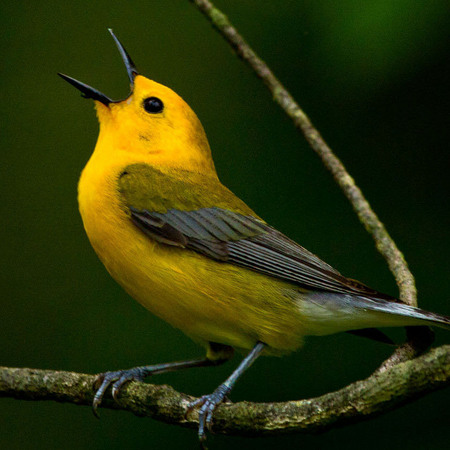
[{"left": 1, "top": 1, "right": 449, "bottom": 449}]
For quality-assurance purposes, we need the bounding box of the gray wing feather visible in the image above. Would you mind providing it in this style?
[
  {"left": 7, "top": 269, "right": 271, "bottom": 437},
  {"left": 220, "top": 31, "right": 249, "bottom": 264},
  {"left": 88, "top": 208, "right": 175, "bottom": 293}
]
[
  {"left": 129, "top": 206, "right": 450, "bottom": 332},
  {"left": 130, "top": 206, "right": 393, "bottom": 299}
]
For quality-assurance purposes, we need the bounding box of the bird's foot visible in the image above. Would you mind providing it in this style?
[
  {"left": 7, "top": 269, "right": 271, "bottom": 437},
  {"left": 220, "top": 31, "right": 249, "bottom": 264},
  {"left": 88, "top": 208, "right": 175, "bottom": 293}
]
[
  {"left": 92, "top": 367, "right": 148, "bottom": 417},
  {"left": 188, "top": 384, "right": 231, "bottom": 444}
]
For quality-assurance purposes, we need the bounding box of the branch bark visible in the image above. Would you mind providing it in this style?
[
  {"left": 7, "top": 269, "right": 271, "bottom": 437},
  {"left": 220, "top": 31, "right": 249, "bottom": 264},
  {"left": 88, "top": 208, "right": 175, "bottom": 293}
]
[{"left": 1, "top": 345, "right": 449, "bottom": 436}]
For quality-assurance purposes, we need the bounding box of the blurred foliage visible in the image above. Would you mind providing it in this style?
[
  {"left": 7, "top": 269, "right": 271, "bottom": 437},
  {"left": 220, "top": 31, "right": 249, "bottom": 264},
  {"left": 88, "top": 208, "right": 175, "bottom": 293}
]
[{"left": 1, "top": 1, "right": 449, "bottom": 449}]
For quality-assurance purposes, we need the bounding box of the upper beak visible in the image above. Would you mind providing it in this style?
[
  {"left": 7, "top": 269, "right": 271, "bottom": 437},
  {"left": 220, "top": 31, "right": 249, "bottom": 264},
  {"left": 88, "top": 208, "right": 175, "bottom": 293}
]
[{"left": 58, "top": 29, "right": 139, "bottom": 105}]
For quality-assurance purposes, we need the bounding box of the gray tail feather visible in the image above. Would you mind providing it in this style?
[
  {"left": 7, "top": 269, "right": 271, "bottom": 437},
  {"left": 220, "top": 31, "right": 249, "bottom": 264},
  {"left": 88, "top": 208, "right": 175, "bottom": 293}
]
[{"left": 357, "top": 296, "right": 450, "bottom": 330}]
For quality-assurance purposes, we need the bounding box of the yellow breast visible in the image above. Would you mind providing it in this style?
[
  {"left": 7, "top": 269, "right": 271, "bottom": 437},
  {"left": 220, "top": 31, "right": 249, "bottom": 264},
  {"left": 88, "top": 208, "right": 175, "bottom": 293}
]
[{"left": 78, "top": 153, "right": 307, "bottom": 355}]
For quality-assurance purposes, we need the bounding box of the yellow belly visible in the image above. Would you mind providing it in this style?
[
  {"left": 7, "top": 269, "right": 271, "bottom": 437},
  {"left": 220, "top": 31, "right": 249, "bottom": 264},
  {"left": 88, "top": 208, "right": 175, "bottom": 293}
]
[{"left": 78, "top": 161, "right": 306, "bottom": 355}]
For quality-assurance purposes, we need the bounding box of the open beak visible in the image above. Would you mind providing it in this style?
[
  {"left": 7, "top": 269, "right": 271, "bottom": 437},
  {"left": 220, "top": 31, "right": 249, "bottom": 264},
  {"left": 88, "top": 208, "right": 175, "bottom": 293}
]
[{"left": 58, "top": 29, "right": 138, "bottom": 105}]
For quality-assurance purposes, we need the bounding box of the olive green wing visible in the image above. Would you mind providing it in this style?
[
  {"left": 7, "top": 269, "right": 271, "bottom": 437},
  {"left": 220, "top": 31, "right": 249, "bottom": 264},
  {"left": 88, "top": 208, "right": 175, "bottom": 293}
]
[
  {"left": 118, "top": 164, "right": 394, "bottom": 300},
  {"left": 118, "top": 163, "right": 256, "bottom": 216}
]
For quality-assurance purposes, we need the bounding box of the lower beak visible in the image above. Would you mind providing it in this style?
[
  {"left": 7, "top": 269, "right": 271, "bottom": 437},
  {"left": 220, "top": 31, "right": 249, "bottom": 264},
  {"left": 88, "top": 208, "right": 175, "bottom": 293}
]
[{"left": 58, "top": 73, "right": 112, "bottom": 106}]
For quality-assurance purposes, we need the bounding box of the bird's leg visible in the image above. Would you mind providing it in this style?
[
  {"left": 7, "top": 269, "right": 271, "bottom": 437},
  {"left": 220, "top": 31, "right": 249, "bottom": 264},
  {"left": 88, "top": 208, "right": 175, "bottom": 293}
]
[
  {"left": 92, "top": 352, "right": 230, "bottom": 417},
  {"left": 188, "top": 341, "right": 266, "bottom": 443}
]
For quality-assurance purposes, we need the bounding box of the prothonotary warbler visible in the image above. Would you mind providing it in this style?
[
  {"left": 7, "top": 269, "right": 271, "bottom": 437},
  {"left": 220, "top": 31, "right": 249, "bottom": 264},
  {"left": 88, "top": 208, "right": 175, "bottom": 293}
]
[{"left": 59, "top": 30, "right": 450, "bottom": 442}]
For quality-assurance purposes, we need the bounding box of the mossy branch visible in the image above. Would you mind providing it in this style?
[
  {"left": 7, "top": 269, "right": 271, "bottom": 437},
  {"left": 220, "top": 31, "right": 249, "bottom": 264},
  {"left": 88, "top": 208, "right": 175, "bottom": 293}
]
[{"left": 1, "top": 345, "right": 449, "bottom": 436}]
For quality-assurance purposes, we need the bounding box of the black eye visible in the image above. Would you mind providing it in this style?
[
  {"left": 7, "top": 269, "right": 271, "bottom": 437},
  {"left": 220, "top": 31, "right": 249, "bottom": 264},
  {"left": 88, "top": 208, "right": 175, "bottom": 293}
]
[{"left": 143, "top": 97, "right": 164, "bottom": 114}]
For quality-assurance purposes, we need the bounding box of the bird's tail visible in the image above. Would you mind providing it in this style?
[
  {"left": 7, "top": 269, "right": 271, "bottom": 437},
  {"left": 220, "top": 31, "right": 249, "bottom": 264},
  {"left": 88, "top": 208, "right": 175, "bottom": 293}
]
[
  {"left": 348, "top": 296, "right": 450, "bottom": 330},
  {"left": 302, "top": 292, "right": 450, "bottom": 336}
]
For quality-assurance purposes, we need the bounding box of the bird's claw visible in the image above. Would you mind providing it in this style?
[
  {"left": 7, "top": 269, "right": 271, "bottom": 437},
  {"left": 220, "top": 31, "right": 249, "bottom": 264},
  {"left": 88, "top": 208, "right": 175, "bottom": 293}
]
[
  {"left": 187, "top": 385, "right": 231, "bottom": 443},
  {"left": 92, "top": 368, "right": 147, "bottom": 418}
]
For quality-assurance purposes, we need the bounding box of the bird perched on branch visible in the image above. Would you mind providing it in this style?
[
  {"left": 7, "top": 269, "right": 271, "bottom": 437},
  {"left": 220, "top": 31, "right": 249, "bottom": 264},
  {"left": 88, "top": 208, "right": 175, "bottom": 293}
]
[{"left": 59, "top": 30, "right": 450, "bottom": 443}]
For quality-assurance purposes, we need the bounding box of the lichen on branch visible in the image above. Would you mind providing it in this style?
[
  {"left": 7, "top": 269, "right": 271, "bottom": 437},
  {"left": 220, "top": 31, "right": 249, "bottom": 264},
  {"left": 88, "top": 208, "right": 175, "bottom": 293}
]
[{"left": 1, "top": 346, "right": 449, "bottom": 436}]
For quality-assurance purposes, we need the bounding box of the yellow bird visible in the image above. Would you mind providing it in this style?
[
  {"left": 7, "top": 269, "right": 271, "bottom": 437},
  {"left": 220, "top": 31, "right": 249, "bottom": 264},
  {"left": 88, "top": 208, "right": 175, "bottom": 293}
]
[{"left": 59, "top": 30, "right": 450, "bottom": 441}]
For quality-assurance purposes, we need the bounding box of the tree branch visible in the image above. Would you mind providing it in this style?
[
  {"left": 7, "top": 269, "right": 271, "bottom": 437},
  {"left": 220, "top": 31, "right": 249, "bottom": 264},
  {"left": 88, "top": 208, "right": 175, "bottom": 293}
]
[
  {"left": 189, "top": 0, "right": 422, "bottom": 368},
  {"left": 1, "top": 345, "right": 449, "bottom": 436},
  {"left": 4, "top": 2, "right": 446, "bottom": 440}
]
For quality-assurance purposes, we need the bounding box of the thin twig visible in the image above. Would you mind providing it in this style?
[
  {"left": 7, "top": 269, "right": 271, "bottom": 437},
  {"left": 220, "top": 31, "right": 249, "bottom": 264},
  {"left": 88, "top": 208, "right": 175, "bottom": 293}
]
[
  {"left": 189, "top": 0, "right": 416, "bottom": 306},
  {"left": 189, "top": 0, "right": 422, "bottom": 367},
  {"left": 1, "top": 346, "right": 449, "bottom": 436}
]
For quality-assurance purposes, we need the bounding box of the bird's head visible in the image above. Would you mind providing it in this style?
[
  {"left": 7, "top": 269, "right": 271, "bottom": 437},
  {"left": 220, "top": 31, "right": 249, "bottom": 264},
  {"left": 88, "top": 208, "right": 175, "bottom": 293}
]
[{"left": 59, "top": 30, "right": 216, "bottom": 176}]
